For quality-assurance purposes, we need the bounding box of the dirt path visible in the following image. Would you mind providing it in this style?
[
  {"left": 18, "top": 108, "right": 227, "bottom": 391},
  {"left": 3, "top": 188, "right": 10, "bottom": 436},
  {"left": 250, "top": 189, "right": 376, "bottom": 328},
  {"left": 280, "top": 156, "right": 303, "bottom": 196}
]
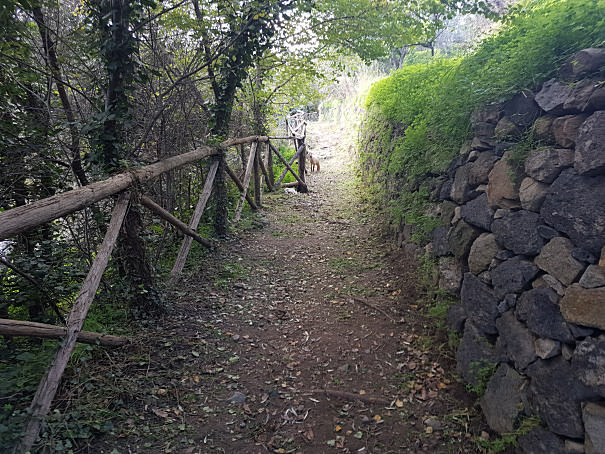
[{"left": 87, "top": 122, "right": 484, "bottom": 454}]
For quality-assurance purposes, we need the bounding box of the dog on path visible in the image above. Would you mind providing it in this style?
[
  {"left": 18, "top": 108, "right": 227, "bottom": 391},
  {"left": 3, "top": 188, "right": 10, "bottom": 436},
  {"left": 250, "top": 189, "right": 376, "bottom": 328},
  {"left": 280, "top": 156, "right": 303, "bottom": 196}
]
[{"left": 307, "top": 153, "right": 320, "bottom": 172}]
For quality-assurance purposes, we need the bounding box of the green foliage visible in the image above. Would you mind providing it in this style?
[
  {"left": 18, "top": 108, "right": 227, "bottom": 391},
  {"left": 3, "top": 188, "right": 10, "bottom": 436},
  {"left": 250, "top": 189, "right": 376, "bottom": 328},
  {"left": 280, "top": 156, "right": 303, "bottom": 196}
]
[
  {"left": 0, "top": 340, "right": 58, "bottom": 449},
  {"left": 358, "top": 0, "right": 605, "bottom": 244},
  {"left": 458, "top": 0, "right": 605, "bottom": 104},
  {"left": 312, "top": 0, "right": 494, "bottom": 62},
  {"left": 476, "top": 416, "right": 541, "bottom": 452},
  {"left": 466, "top": 360, "right": 498, "bottom": 396}
]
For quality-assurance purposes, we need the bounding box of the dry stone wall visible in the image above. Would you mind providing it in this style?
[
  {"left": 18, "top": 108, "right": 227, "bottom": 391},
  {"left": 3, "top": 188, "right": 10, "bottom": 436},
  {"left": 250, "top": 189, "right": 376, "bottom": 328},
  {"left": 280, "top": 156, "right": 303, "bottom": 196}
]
[{"left": 428, "top": 48, "right": 605, "bottom": 452}]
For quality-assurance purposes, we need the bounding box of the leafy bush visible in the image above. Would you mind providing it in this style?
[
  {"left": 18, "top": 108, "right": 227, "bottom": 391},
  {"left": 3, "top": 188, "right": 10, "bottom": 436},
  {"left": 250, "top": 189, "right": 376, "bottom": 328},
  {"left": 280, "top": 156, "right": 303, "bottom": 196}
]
[{"left": 358, "top": 0, "right": 605, "bottom": 243}]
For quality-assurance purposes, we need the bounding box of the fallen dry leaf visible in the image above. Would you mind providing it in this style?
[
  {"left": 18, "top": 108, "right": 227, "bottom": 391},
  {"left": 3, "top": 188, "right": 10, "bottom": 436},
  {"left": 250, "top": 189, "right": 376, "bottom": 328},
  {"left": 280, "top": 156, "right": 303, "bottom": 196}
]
[{"left": 151, "top": 408, "right": 169, "bottom": 418}]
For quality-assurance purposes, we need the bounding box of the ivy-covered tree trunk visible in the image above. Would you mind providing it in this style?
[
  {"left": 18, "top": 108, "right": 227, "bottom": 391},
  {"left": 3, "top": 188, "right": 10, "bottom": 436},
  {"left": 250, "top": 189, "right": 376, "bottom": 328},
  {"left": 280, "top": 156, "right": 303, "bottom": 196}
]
[
  {"left": 92, "top": 0, "right": 163, "bottom": 316},
  {"left": 192, "top": 0, "right": 298, "bottom": 236}
]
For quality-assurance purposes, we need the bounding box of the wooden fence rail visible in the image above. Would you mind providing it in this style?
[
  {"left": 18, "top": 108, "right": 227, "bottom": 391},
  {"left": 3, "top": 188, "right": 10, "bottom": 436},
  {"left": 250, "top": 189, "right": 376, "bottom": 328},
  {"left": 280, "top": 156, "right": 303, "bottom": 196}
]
[{"left": 0, "top": 146, "right": 218, "bottom": 241}]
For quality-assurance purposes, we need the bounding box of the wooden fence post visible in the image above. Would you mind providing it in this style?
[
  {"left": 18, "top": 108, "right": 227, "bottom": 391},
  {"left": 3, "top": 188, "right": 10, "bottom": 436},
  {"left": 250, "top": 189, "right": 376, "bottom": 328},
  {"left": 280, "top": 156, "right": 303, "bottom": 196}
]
[
  {"left": 233, "top": 141, "right": 257, "bottom": 222},
  {"left": 297, "top": 137, "right": 307, "bottom": 193},
  {"left": 253, "top": 145, "right": 262, "bottom": 206},
  {"left": 258, "top": 144, "right": 274, "bottom": 192},
  {"left": 170, "top": 160, "right": 219, "bottom": 282},
  {"left": 265, "top": 142, "right": 274, "bottom": 185},
  {"left": 18, "top": 192, "right": 131, "bottom": 454}
]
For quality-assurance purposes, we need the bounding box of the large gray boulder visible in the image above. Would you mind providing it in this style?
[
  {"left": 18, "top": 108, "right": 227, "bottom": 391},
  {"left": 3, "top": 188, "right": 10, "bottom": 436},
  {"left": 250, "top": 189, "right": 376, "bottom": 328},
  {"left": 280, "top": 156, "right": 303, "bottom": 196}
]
[
  {"left": 502, "top": 91, "right": 542, "bottom": 129},
  {"left": 519, "top": 177, "right": 549, "bottom": 212},
  {"left": 575, "top": 110, "right": 605, "bottom": 176},
  {"left": 487, "top": 151, "right": 523, "bottom": 209},
  {"left": 495, "top": 310, "right": 537, "bottom": 371},
  {"left": 438, "top": 257, "right": 463, "bottom": 294},
  {"left": 460, "top": 193, "right": 494, "bottom": 231},
  {"left": 491, "top": 210, "right": 544, "bottom": 256},
  {"left": 492, "top": 256, "right": 539, "bottom": 299},
  {"left": 559, "top": 48, "right": 605, "bottom": 81},
  {"left": 579, "top": 265, "right": 605, "bottom": 288},
  {"left": 526, "top": 356, "right": 600, "bottom": 439},
  {"left": 439, "top": 200, "right": 457, "bottom": 226},
  {"left": 535, "top": 79, "right": 574, "bottom": 115},
  {"left": 532, "top": 115, "right": 557, "bottom": 145},
  {"left": 524, "top": 148, "right": 574, "bottom": 184},
  {"left": 446, "top": 304, "right": 466, "bottom": 333},
  {"left": 450, "top": 164, "right": 479, "bottom": 203},
  {"left": 517, "top": 287, "right": 575, "bottom": 344},
  {"left": 534, "top": 337, "right": 561, "bottom": 360},
  {"left": 572, "top": 336, "right": 605, "bottom": 397},
  {"left": 583, "top": 402, "right": 605, "bottom": 454},
  {"left": 541, "top": 170, "right": 605, "bottom": 256},
  {"left": 552, "top": 114, "right": 589, "bottom": 148},
  {"left": 468, "top": 233, "right": 500, "bottom": 275},
  {"left": 517, "top": 427, "right": 566, "bottom": 454},
  {"left": 431, "top": 225, "right": 450, "bottom": 257},
  {"left": 473, "top": 121, "right": 496, "bottom": 138},
  {"left": 534, "top": 237, "right": 585, "bottom": 286},
  {"left": 461, "top": 273, "right": 499, "bottom": 335},
  {"left": 447, "top": 220, "right": 481, "bottom": 260},
  {"left": 480, "top": 363, "right": 530, "bottom": 433},
  {"left": 536, "top": 78, "right": 605, "bottom": 115},
  {"left": 561, "top": 284, "right": 605, "bottom": 331},
  {"left": 456, "top": 322, "right": 497, "bottom": 388},
  {"left": 562, "top": 78, "right": 605, "bottom": 114},
  {"left": 468, "top": 151, "right": 499, "bottom": 186},
  {"left": 495, "top": 116, "right": 521, "bottom": 140},
  {"left": 470, "top": 104, "right": 502, "bottom": 125}
]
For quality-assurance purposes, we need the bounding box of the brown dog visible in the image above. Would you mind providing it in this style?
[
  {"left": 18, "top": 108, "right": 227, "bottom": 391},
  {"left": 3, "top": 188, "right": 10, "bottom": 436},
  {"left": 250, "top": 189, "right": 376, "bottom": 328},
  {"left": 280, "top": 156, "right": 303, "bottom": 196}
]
[{"left": 308, "top": 153, "right": 320, "bottom": 172}]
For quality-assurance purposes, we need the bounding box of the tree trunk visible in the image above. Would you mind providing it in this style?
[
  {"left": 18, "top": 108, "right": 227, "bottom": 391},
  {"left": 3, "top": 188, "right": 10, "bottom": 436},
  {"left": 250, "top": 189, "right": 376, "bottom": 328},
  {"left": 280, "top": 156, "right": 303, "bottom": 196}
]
[{"left": 32, "top": 6, "right": 87, "bottom": 187}]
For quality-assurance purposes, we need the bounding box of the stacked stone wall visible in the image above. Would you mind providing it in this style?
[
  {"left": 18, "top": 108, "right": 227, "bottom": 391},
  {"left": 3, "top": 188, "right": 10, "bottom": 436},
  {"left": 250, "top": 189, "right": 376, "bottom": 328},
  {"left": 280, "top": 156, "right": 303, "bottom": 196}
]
[{"left": 423, "top": 48, "right": 605, "bottom": 452}]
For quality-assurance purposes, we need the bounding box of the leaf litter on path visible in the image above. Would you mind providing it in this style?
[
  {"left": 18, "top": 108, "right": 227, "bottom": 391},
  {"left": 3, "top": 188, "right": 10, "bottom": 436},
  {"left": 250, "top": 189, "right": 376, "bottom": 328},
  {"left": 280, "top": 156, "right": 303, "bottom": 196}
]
[{"left": 83, "top": 122, "right": 486, "bottom": 453}]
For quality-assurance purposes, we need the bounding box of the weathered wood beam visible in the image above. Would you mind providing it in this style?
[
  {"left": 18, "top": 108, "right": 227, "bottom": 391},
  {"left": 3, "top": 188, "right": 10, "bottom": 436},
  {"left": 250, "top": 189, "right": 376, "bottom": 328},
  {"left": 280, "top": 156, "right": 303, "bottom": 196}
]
[
  {"left": 233, "top": 142, "right": 257, "bottom": 222},
  {"left": 296, "top": 137, "right": 308, "bottom": 193},
  {"left": 265, "top": 142, "right": 274, "bottom": 186},
  {"left": 267, "top": 136, "right": 296, "bottom": 140},
  {"left": 139, "top": 195, "right": 213, "bottom": 248},
  {"left": 0, "top": 319, "right": 130, "bottom": 347},
  {"left": 222, "top": 135, "right": 269, "bottom": 147},
  {"left": 224, "top": 163, "right": 258, "bottom": 211},
  {"left": 0, "top": 147, "right": 218, "bottom": 241},
  {"left": 253, "top": 146, "right": 262, "bottom": 206},
  {"left": 170, "top": 160, "right": 219, "bottom": 282},
  {"left": 19, "top": 192, "right": 131, "bottom": 454},
  {"left": 258, "top": 145, "right": 274, "bottom": 192}
]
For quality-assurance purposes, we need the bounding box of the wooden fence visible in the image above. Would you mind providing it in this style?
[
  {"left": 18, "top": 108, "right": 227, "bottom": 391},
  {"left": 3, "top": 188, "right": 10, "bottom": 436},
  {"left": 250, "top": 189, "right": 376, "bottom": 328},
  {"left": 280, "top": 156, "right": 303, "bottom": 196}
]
[{"left": 0, "top": 114, "right": 307, "bottom": 453}]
